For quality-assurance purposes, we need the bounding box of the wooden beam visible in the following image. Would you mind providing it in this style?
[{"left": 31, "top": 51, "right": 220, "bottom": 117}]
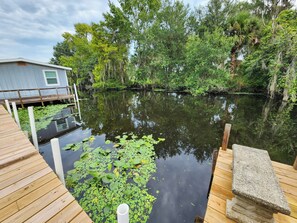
[
  {"left": 222, "top": 123, "right": 231, "bottom": 151},
  {"left": 212, "top": 149, "right": 219, "bottom": 174},
  {"left": 293, "top": 157, "right": 297, "bottom": 170},
  {"left": 56, "top": 88, "right": 60, "bottom": 100},
  {"left": 38, "top": 89, "right": 44, "bottom": 107},
  {"left": 17, "top": 90, "right": 24, "bottom": 108}
]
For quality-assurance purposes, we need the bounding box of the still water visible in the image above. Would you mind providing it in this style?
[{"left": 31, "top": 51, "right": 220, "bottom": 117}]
[{"left": 39, "top": 91, "right": 297, "bottom": 223}]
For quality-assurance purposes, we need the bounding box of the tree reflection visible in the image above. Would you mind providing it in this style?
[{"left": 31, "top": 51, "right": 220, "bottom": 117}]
[{"left": 79, "top": 91, "right": 297, "bottom": 164}]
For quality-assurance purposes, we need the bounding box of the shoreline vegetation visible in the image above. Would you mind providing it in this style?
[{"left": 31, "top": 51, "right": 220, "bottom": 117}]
[
  {"left": 50, "top": 0, "right": 297, "bottom": 102},
  {"left": 90, "top": 86, "right": 268, "bottom": 97}
]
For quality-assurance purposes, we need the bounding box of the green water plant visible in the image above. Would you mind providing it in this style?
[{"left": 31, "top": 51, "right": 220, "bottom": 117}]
[
  {"left": 65, "top": 134, "right": 164, "bottom": 223},
  {"left": 18, "top": 104, "right": 69, "bottom": 134}
]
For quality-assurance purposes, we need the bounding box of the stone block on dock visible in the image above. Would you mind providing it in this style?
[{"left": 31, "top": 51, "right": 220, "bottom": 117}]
[{"left": 226, "top": 144, "right": 290, "bottom": 223}]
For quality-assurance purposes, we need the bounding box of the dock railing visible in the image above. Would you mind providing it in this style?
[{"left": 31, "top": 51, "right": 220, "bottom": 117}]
[{"left": 0, "top": 86, "right": 74, "bottom": 107}]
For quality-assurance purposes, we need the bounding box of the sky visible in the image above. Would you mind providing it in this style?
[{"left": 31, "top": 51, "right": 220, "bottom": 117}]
[{"left": 0, "top": 0, "right": 208, "bottom": 62}]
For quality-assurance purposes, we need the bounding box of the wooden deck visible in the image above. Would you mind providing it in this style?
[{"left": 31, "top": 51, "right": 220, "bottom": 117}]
[
  {"left": 0, "top": 105, "right": 92, "bottom": 222},
  {"left": 0, "top": 94, "right": 75, "bottom": 107},
  {"left": 0, "top": 86, "right": 75, "bottom": 107},
  {"left": 204, "top": 148, "right": 297, "bottom": 223}
]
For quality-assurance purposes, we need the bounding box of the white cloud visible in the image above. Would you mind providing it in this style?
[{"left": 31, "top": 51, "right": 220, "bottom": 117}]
[
  {"left": 0, "top": 0, "right": 110, "bottom": 62},
  {"left": 0, "top": 0, "right": 208, "bottom": 62}
]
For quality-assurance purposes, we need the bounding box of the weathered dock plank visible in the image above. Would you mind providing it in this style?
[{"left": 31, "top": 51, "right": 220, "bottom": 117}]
[
  {"left": 205, "top": 148, "right": 297, "bottom": 222},
  {"left": 0, "top": 105, "right": 92, "bottom": 222}
]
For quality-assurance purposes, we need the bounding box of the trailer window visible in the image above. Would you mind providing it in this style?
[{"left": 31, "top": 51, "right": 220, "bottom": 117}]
[{"left": 43, "top": 70, "right": 59, "bottom": 85}]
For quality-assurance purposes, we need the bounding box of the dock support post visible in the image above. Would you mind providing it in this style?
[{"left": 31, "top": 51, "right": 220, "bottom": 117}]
[
  {"left": 293, "top": 157, "right": 297, "bottom": 170},
  {"left": 69, "top": 86, "right": 77, "bottom": 108},
  {"left": 17, "top": 90, "right": 24, "bottom": 108},
  {"left": 28, "top": 106, "right": 39, "bottom": 151},
  {"left": 117, "top": 203, "right": 129, "bottom": 223},
  {"left": 222, "top": 123, "right": 231, "bottom": 151},
  {"left": 11, "top": 102, "right": 21, "bottom": 128},
  {"left": 73, "top": 84, "right": 81, "bottom": 120},
  {"left": 50, "top": 138, "right": 65, "bottom": 185},
  {"left": 38, "top": 89, "right": 44, "bottom": 106},
  {"left": 5, "top": 100, "right": 12, "bottom": 115}
]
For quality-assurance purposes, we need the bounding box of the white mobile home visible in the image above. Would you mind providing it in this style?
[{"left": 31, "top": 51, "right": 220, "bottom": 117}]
[{"left": 0, "top": 58, "right": 73, "bottom": 106}]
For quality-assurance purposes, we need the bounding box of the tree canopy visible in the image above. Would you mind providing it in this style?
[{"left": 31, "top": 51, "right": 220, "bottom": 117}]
[{"left": 51, "top": 0, "right": 297, "bottom": 101}]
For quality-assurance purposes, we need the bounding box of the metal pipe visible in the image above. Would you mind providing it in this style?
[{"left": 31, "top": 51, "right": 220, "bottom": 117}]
[{"left": 117, "top": 203, "right": 129, "bottom": 223}]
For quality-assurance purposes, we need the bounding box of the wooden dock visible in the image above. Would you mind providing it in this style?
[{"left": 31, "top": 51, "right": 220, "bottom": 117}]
[
  {"left": 204, "top": 148, "right": 297, "bottom": 223},
  {"left": 0, "top": 105, "right": 92, "bottom": 222}
]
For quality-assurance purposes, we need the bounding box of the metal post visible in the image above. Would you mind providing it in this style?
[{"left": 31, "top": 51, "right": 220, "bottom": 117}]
[
  {"left": 73, "top": 84, "right": 81, "bottom": 120},
  {"left": 11, "top": 102, "right": 21, "bottom": 128},
  {"left": 117, "top": 204, "right": 129, "bottom": 223},
  {"left": 4, "top": 99, "right": 12, "bottom": 115},
  {"left": 28, "top": 106, "right": 39, "bottom": 151},
  {"left": 50, "top": 138, "right": 65, "bottom": 185}
]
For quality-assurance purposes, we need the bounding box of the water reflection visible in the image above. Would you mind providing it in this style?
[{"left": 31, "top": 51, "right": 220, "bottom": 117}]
[
  {"left": 37, "top": 107, "right": 80, "bottom": 143},
  {"left": 39, "top": 91, "right": 297, "bottom": 223}
]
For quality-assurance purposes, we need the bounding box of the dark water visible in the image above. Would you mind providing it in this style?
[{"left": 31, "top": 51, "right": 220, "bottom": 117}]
[{"left": 39, "top": 91, "right": 297, "bottom": 223}]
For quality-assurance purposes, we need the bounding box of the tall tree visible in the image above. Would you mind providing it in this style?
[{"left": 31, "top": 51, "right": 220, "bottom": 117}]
[
  {"left": 185, "top": 29, "right": 234, "bottom": 94},
  {"left": 59, "top": 23, "right": 96, "bottom": 88},
  {"left": 242, "top": 9, "right": 297, "bottom": 101},
  {"left": 227, "top": 7, "right": 261, "bottom": 77},
  {"left": 50, "top": 41, "right": 73, "bottom": 65}
]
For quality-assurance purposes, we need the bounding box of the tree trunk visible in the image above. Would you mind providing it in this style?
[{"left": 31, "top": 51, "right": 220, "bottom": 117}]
[
  {"left": 282, "top": 59, "right": 296, "bottom": 102},
  {"left": 230, "top": 46, "right": 237, "bottom": 78},
  {"left": 268, "top": 51, "right": 282, "bottom": 99}
]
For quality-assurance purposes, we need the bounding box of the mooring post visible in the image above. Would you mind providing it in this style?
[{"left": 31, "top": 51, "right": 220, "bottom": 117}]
[
  {"left": 73, "top": 83, "right": 81, "bottom": 120},
  {"left": 293, "top": 156, "right": 297, "bottom": 170},
  {"left": 50, "top": 138, "right": 65, "bottom": 185},
  {"left": 28, "top": 106, "right": 39, "bottom": 151},
  {"left": 222, "top": 123, "right": 231, "bottom": 151},
  {"left": 117, "top": 203, "right": 129, "bottom": 223},
  {"left": 4, "top": 99, "right": 12, "bottom": 115},
  {"left": 11, "top": 102, "right": 21, "bottom": 128}
]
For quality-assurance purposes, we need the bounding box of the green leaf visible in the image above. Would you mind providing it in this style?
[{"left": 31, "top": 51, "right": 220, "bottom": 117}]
[
  {"left": 65, "top": 133, "right": 162, "bottom": 222},
  {"left": 105, "top": 140, "right": 111, "bottom": 144},
  {"left": 108, "top": 163, "right": 112, "bottom": 171},
  {"left": 103, "top": 207, "right": 110, "bottom": 214}
]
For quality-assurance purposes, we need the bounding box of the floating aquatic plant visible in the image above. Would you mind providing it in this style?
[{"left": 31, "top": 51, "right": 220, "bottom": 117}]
[
  {"left": 65, "top": 134, "right": 164, "bottom": 223},
  {"left": 18, "top": 104, "right": 69, "bottom": 134}
]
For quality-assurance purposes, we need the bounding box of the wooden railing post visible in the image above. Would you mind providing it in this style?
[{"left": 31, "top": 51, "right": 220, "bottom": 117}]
[
  {"left": 17, "top": 90, "right": 24, "bottom": 108},
  {"left": 221, "top": 123, "right": 231, "bottom": 151},
  {"left": 38, "top": 89, "right": 44, "bottom": 106},
  {"left": 56, "top": 87, "right": 60, "bottom": 100},
  {"left": 66, "top": 86, "right": 70, "bottom": 95},
  {"left": 293, "top": 157, "right": 297, "bottom": 170},
  {"left": 69, "top": 86, "right": 77, "bottom": 108}
]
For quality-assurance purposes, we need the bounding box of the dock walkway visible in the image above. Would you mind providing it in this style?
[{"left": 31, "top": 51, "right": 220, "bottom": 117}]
[
  {"left": 0, "top": 105, "right": 92, "bottom": 222},
  {"left": 205, "top": 148, "right": 297, "bottom": 223}
]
